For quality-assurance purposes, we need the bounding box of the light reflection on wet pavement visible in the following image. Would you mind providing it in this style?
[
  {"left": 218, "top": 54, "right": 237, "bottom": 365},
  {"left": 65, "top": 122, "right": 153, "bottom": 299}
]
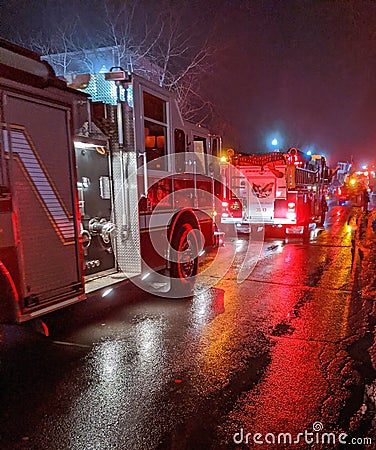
[{"left": 0, "top": 203, "right": 373, "bottom": 449}]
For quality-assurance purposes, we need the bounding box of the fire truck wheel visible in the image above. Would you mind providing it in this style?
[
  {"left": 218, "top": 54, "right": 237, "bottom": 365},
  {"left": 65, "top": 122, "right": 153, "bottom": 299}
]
[{"left": 169, "top": 223, "right": 199, "bottom": 298}]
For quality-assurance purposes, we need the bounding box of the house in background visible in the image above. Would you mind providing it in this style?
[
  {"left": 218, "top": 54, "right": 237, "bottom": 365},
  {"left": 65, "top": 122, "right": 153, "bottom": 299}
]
[{"left": 42, "top": 46, "right": 161, "bottom": 104}]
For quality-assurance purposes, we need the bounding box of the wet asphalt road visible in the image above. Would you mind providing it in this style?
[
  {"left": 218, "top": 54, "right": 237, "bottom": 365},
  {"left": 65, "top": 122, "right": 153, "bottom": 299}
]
[{"left": 0, "top": 203, "right": 374, "bottom": 449}]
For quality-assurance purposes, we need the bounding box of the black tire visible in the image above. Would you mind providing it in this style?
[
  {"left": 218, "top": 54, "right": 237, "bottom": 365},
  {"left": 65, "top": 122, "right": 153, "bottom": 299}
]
[{"left": 169, "top": 223, "right": 199, "bottom": 298}]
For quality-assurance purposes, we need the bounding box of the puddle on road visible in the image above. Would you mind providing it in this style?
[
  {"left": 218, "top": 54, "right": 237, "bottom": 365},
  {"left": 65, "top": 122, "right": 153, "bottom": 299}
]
[{"left": 156, "top": 348, "right": 272, "bottom": 450}]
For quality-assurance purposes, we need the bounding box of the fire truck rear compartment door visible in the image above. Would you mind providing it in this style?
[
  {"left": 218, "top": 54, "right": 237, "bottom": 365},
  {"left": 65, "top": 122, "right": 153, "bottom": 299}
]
[
  {"left": 245, "top": 175, "right": 276, "bottom": 223},
  {"left": 5, "top": 94, "right": 83, "bottom": 305}
]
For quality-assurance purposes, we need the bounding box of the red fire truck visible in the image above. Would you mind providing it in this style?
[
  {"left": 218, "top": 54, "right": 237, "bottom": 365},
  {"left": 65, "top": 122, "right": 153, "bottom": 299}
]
[
  {"left": 220, "top": 148, "right": 330, "bottom": 236},
  {"left": 0, "top": 40, "right": 221, "bottom": 324}
]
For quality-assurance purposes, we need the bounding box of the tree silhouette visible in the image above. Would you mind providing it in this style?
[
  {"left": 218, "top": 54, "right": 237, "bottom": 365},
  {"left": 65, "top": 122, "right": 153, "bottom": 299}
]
[{"left": 16, "top": 0, "right": 219, "bottom": 125}]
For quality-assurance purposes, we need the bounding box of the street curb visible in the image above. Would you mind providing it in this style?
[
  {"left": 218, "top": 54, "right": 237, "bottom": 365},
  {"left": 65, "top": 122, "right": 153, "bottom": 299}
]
[{"left": 356, "top": 208, "right": 376, "bottom": 440}]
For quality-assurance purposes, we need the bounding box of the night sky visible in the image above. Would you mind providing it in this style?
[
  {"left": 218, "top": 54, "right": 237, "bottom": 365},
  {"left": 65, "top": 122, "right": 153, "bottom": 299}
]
[{"left": 1, "top": 0, "right": 376, "bottom": 166}]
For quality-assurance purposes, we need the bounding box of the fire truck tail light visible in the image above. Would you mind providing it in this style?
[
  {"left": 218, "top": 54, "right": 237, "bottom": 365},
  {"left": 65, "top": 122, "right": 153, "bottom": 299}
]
[
  {"left": 222, "top": 199, "right": 242, "bottom": 217},
  {"left": 286, "top": 202, "right": 296, "bottom": 220},
  {"left": 229, "top": 200, "right": 241, "bottom": 210}
]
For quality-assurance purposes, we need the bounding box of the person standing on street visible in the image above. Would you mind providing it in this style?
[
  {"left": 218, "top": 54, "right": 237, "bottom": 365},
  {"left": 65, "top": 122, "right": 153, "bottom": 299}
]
[
  {"left": 320, "top": 195, "right": 328, "bottom": 226},
  {"left": 362, "top": 188, "right": 370, "bottom": 212}
]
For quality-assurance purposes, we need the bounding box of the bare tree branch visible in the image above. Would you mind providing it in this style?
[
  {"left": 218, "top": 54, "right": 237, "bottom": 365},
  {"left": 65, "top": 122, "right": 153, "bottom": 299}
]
[{"left": 15, "top": 0, "right": 219, "bottom": 125}]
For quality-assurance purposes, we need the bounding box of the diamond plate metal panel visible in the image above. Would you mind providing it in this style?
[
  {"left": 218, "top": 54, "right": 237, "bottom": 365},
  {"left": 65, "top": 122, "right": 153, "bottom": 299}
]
[
  {"left": 110, "top": 100, "right": 141, "bottom": 275},
  {"left": 111, "top": 150, "right": 141, "bottom": 275},
  {"left": 82, "top": 73, "right": 126, "bottom": 105}
]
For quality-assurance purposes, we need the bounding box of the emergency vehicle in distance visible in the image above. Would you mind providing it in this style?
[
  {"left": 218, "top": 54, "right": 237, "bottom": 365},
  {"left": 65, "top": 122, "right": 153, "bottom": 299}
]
[
  {"left": 337, "top": 169, "right": 373, "bottom": 207},
  {"left": 220, "top": 148, "right": 331, "bottom": 236},
  {"left": 0, "top": 39, "right": 221, "bottom": 324}
]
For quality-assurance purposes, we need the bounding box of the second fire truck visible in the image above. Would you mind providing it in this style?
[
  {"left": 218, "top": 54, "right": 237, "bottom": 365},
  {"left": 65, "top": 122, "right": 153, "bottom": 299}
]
[{"left": 220, "top": 148, "right": 330, "bottom": 236}]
